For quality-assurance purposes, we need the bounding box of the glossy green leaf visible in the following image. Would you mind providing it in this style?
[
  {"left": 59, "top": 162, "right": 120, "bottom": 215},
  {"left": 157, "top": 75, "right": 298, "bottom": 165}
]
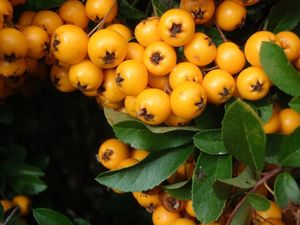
[
  {"left": 289, "top": 95, "right": 300, "bottom": 113},
  {"left": 230, "top": 201, "right": 251, "bottom": 225},
  {"left": 278, "top": 127, "right": 300, "bottom": 167},
  {"left": 247, "top": 1, "right": 270, "bottom": 23},
  {"left": 274, "top": 172, "right": 300, "bottom": 208},
  {"left": 260, "top": 42, "right": 300, "bottom": 97},
  {"left": 164, "top": 180, "right": 192, "bottom": 200},
  {"left": 118, "top": 0, "right": 145, "bottom": 20},
  {"left": 195, "top": 104, "right": 224, "bottom": 130},
  {"left": 74, "top": 218, "right": 91, "bottom": 225},
  {"left": 96, "top": 145, "right": 194, "bottom": 192},
  {"left": 222, "top": 99, "right": 266, "bottom": 171},
  {"left": 193, "top": 129, "right": 227, "bottom": 155},
  {"left": 151, "top": 0, "right": 177, "bottom": 16},
  {"left": 247, "top": 193, "right": 270, "bottom": 211},
  {"left": 1, "top": 163, "right": 44, "bottom": 177},
  {"left": 26, "top": 0, "right": 65, "bottom": 10},
  {"left": 33, "top": 208, "right": 73, "bottom": 225},
  {"left": 112, "top": 121, "right": 194, "bottom": 151},
  {"left": 247, "top": 99, "right": 273, "bottom": 124},
  {"left": 192, "top": 153, "right": 232, "bottom": 223},
  {"left": 9, "top": 175, "right": 47, "bottom": 195},
  {"left": 205, "top": 27, "right": 223, "bottom": 47},
  {"left": 104, "top": 107, "right": 134, "bottom": 125},
  {"left": 265, "top": 0, "right": 300, "bottom": 33},
  {"left": 196, "top": 26, "right": 223, "bottom": 46},
  {"left": 219, "top": 167, "right": 256, "bottom": 189},
  {"left": 265, "top": 134, "right": 286, "bottom": 164},
  {"left": 104, "top": 107, "right": 199, "bottom": 133}
]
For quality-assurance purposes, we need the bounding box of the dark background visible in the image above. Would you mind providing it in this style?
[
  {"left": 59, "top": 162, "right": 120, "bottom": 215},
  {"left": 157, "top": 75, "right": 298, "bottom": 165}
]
[{"left": 0, "top": 77, "right": 152, "bottom": 225}]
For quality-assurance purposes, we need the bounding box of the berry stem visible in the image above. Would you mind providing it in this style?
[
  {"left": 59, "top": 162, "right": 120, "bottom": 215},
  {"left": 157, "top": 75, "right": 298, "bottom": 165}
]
[
  {"left": 152, "top": 1, "right": 159, "bottom": 17},
  {"left": 88, "top": 0, "right": 117, "bottom": 37},
  {"left": 2, "top": 206, "right": 19, "bottom": 225},
  {"left": 202, "top": 65, "right": 219, "bottom": 72},
  {"left": 263, "top": 182, "right": 275, "bottom": 197},
  {"left": 215, "top": 23, "right": 228, "bottom": 42},
  {"left": 225, "top": 167, "right": 284, "bottom": 225}
]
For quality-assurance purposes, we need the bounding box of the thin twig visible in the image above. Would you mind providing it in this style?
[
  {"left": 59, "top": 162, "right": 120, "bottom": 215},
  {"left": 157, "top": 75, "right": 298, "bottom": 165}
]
[
  {"left": 88, "top": 0, "right": 117, "bottom": 36},
  {"left": 263, "top": 181, "right": 275, "bottom": 196},
  {"left": 151, "top": 0, "right": 158, "bottom": 17},
  {"left": 163, "top": 81, "right": 172, "bottom": 95},
  {"left": 256, "top": 213, "right": 278, "bottom": 225},
  {"left": 1, "top": 207, "right": 19, "bottom": 225},
  {"left": 225, "top": 167, "right": 283, "bottom": 225},
  {"left": 215, "top": 23, "right": 227, "bottom": 42},
  {"left": 202, "top": 65, "right": 219, "bottom": 72}
]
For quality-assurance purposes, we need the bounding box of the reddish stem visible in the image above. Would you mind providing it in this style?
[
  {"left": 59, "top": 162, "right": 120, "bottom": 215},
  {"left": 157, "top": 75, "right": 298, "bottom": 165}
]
[{"left": 225, "top": 167, "right": 283, "bottom": 225}]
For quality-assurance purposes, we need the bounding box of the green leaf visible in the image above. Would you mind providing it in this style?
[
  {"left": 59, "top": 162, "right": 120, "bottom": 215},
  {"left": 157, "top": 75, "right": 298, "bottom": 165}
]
[
  {"left": 247, "top": 1, "right": 270, "bottom": 23},
  {"left": 205, "top": 27, "right": 223, "bottom": 47},
  {"left": 222, "top": 99, "right": 266, "bottom": 171},
  {"left": 219, "top": 167, "right": 257, "bottom": 189},
  {"left": 1, "top": 163, "right": 44, "bottom": 177},
  {"left": 278, "top": 127, "right": 300, "bottom": 167},
  {"left": 164, "top": 180, "right": 192, "bottom": 200},
  {"left": 193, "top": 129, "right": 227, "bottom": 155},
  {"left": 289, "top": 95, "right": 300, "bottom": 113},
  {"left": 265, "top": 134, "right": 286, "bottom": 164},
  {"left": 104, "top": 107, "right": 199, "bottom": 133},
  {"left": 230, "top": 201, "right": 251, "bottom": 225},
  {"left": 104, "top": 107, "right": 134, "bottom": 125},
  {"left": 196, "top": 26, "right": 223, "bottom": 47},
  {"left": 265, "top": 0, "right": 300, "bottom": 33},
  {"left": 96, "top": 145, "right": 194, "bottom": 192},
  {"left": 113, "top": 121, "right": 194, "bottom": 151},
  {"left": 9, "top": 175, "right": 47, "bottom": 195},
  {"left": 151, "top": 0, "right": 177, "bottom": 16},
  {"left": 118, "top": 0, "right": 145, "bottom": 20},
  {"left": 195, "top": 104, "right": 224, "bottom": 129},
  {"left": 74, "top": 218, "right": 91, "bottom": 225},
  {"left": 274, "top": 172, "right": 300, "bottom": 208},
  {"left": 260, "top": 42, "right": 300, "bottom": 97},
  {"left": 26, "top": 0, "right": 65, "bottom": 10},
  {"left": 247, "top": 99, "right": 273, "bottom": 124},
  {"left": 247, "top": 193, "right": 270, "bottom": 211},
  {"left": 33, "top": 208, "right": 73, "bottom": 225},
  {"left": 0, "top": 105, "right": 13, "bottom": 125},
  {"left": 192, "top": 153, "right": 232, "bottom": 224}
]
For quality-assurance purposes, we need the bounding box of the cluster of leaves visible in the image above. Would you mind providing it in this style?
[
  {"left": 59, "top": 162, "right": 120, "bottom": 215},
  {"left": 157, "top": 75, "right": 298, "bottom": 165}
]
[
  {"left": 105, "top": 48, "right": 299, "bottom": 216},
  {"left": 94, "top": 0, "right": 300, "bottom": 224}
]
